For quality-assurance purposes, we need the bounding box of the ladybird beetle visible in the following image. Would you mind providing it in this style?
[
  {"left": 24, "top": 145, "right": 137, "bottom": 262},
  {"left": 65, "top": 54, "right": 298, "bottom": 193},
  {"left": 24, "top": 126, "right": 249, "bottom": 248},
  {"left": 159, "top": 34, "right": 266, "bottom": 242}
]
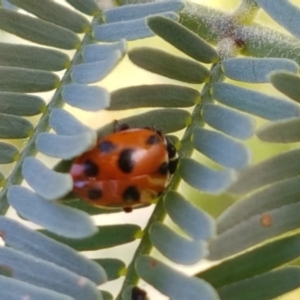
[{"left": 70, "top": 124, "right": 178, "bottom": 212}]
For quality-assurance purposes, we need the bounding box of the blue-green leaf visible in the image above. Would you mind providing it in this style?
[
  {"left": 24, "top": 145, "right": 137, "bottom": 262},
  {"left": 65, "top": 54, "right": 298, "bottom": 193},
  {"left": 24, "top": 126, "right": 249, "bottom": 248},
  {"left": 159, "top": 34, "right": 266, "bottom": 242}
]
[
  {"left": 179, "top": 158, "right": 236, "bottom": 194},
  {"left": 210, "top": 202, "right": 300, "bottom": 260},
  {"left": 0, "top": 247, "right": 101, "bottom": 300},
  {"left": 62, "top": 84, "right": 110, "bottom": 111},
  {"left": 0, "top": 92, "right": 45, "bottom": 116},
  {"left": 82, "top": 41, "right": 127, "bottom": 63},
  {"left": 101, "top": 290, "right": 113, "bottom": 300},
  {"left": 257, "top": 0, "right": 300, "bottom": 39},
  {"left": 229, "top": 149, "right": 300, "bottom": 195},
  {"left": 104, "top": 0, "right": 184, "bottom": 23},
  {"left": 109, "top": 84, "right": 198, "bottom": 110},
  {"left": 147, "top": 15, "right": 218, "bottom": 63},
  {"left": 202, "top": 104, "right": 255, "bottom": 140},
  {"left": 7, "top": 0, "right": 90, "bottom": 33},
  {"left": 0, "top": 217, "right": 106, "bottom": 284},
  {"left": 218, "top": 267, "right": 300, "bottom": 300},
  {"left": 50, "top": 109, "right": 93, "bottom": 136},
  {"left": 22, "top": 157, "right": 72, "bottom": 200},
  {"left": 66, "top": 0, "right": 100, "bottom": 16},
  {"left": 222, "top": 58, "right": 298, "bottom": 83},
  {"left": 98, "top": 109, "right": 190, "bottom": 136},
  {"left": 218, "top": 176, "right": 300, "bottom": 234},
  {"left": 257, "top": 117, "right": 300, "bottom": 142},
  {"left": 270, "top": 71, "right": 300, "bottom": 103},
  {"left": 0, "top": 8, "right": 80, "bottom": 49},
  {"left": 71, "top": 51, "right": 122, "bottom": 84},
  {"left": 41, "top": 224, "right": 141, "bottom": 250},
  {"left": 129, "top": 47, "right": 210, "bottom": 83},
  {"left": 164, "top": 191, "right": 216, "bottom": 240},
  {"left": 8, "top": 186, "right": 97, "bottom": 238},
  {"left": 136, "top": 255, "right": 219, "bottom": 300},
  {"left": 36, "top": 131, "right": 96, "bottom": 159},
  {"left": 94, "top": 258, "right": 125, "bottom": 281},
  {"left": 199, "top": 233, "right": 300, "bottom": 288},
  {"left": 212, "top": 82, "right": 300, "bottom": 119},
  {"left": 192, "top": 127, "right": 251, "bottom": 169},
  {"left": 0, "top": 113, "right": 33, "bottom": 139},
  {"left": 0, "top": 276, "right": 73, "bottom": 300},
  {"left": 0, "top": 142, "right": 19, "bottom": 163},
  {"left": 0, "top": 43, "right": 70, "bottom": 71},
  {"left": 93, "top": 12, "right": 178, "bottom": 42},
  {"left": 150, "top": 222, "right": 207, "bottom": 265},
  {"left": 0, "top": 67, "right": 59, "bottom": 92}
]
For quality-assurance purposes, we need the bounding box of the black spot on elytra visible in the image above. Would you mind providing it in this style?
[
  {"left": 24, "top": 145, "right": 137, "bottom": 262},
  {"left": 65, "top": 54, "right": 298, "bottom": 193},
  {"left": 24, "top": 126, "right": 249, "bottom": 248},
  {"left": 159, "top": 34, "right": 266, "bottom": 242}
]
[
  {"left": 146, "top": 134, "right": 160, "bottom": 145},
  {"left": 123, "top": 207, "right": 133, "bottom": 213},
  {"left": 88, "top": 188, "right": 102, "bottom": 200},
  {"left": 84, "top": 159, "right": 99, "bottom": 177},
  {"left": 98, "top": 140, "right": 116, "bottom": 153},
  {"left": 155, "top": 129, "right": 162, "bottom": 137},
  {"left": 158, "top": 162, "right": 169, "bottom": 175},
  {"left": 118, "top": 148, "right": 135, "bottom": 173},
  {"left": 131, "top": 286, "right": 147, "bottom": 300},
  {"left": 166, "top": 140, "right": 177, "bottom": 159},
  {"left": 123, "top": 186, "right": 140, "bottom": 203},
  {"left": 168, "top": 158, "right": 178, "bottom": 174}
]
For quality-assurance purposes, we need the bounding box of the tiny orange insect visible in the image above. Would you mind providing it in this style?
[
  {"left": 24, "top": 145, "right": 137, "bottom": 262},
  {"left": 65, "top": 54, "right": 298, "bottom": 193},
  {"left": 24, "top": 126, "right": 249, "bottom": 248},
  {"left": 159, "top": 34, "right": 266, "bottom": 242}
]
[{"left": 70, "top": 124, "right": 178, "bottom": 212}]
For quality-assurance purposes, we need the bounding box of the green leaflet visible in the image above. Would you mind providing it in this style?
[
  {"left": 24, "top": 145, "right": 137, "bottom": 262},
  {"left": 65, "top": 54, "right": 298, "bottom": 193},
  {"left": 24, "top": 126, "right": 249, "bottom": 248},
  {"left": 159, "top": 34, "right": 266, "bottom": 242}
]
[
  {"left": 62, "top": 84, "right": 110, "bottom": 111},
  {"left": 104, "top": 1, "right": 184, "bottom": 23},
  {"left": 49, "top": 108, "right": 93, "bottom": 136},
  {"left": 66, "top": 0, "right": 100, "bottom": 16},
  {"left": 0, "top": 67, "right": 59, "bottom": 93},
  {"left": 97, "top": 109, "right": 191, "bottom": 137},
  {"left": 94, "top": 13, "right": 179, "bottom": 42},
  {"left": 212, "top": 82, "right": 300, "bottom": 120},
  {"left": 218, "top": 176, "right": 300, "bottom": 233},
  {"left": 7, "top": 0, "right": 90, "bottom": 33},
  {"left": 209, "top": 202, "right": 300, "bottom": 260},
  {"left": 0, "top": 92, "right": 45, "bottom": 116},
  {"left": 202, "top": 104, "right": 255, "bottom": 140},
  {"left": 136, "top": 255, "right": 219, "bottom": 300},
  {"left": 179, "top": 158, "right": 236, "bottom": 194},
  {"left": 192, "top": 127, "right": 251, "bottom": 169},
  {"left": 149, "top": 222, "right": 207, "bottom": 265},
  {"left": 109, "top": 84, "right": 198, "bottom": 110},
  {"left": 218, "top": 267, "right": 300, "bottom": 300},
  {"left": 0, "top": 276, "right": 72, "bottom": 300},
  {"left": 0, "top": 216, "right": 106, "bottom": 284},
  {"left": 147, "top": 15, "right": 219, "bottom": 63},
  {"left": 257, "top": 117, "right": 300, "bottom": 143},
  {"left": 36, "top": 131, "right": 97, "bottom": 160},
  {"left": 199, "top": 233, "right": 300, "bottom": 288},
  {"left": 0, "top": 113, "right": 33, "bottom": 139},
  {"left": 8, "top": 186, "right": 97, "bottom": 239},
  {"left": 229, "top": 149, "right": 300, "bottom": 195},
  {"left": 257, "top": 0, "right": 300, "bottom": 39},
  {"left": 222, "top": 58, "right": 299, "bottom": 83},
  {"left": 164, "top": 191, "right": 216, "bottom": 240},
  {"left": 0, "top": 247, "right": 100, "bottom": 300},
  {"left": 0, "top": 8, "right": 80, "bottom": 49},
  {"left": 41, "top": 224, "right": 141, "bottom": 250},
  {"left": 270, "top": 71, "right": 300, "bottom": 103},
  {"left": 94, "top": 258, "right": 125, "bottom": 281},
  {"left": 128, "top": 47, "right": 211, "bottom": 83},
  {"left": 0, "top": 142, "right": 19, "bottom": 164},
  {"left": 0, "top": 43, "right": 69, "bottom": 71},
  {"left": 22, "top": 157, "right": 72, "bottom": 201}
]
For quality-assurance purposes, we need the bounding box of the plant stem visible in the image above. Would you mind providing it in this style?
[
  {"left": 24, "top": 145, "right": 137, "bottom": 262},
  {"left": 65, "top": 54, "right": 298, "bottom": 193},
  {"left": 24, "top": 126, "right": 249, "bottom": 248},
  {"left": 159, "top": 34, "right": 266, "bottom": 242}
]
[{"left": 116, "top": 61, "right": 225, "bottom": 299}]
